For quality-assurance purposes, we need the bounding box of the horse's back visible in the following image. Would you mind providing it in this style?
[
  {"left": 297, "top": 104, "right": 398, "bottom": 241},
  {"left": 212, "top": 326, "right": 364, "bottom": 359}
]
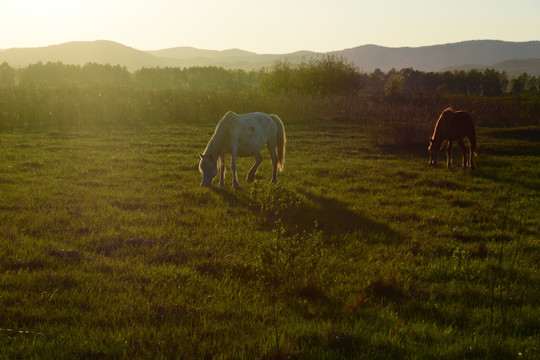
[
  {"left": 439, "top": 111, "right": 473, "bottom": 140},
  {"left": 453, "top": 111, "right": 472, "bottom": 123},
  {"left": 232, "top": 112, "right": 278, "bottom": 156},
  {"left": 235, "top": 113, "right": 278, "bottom": 136},
  {"left": 236, "top": 112, "right": 275, "bottom": 125}
]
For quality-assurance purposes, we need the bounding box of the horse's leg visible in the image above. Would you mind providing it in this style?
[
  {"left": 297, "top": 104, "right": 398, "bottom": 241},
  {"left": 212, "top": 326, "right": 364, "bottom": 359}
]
[
  {"left": 457, "top": 139, "right": 467, "bottom": 169},
  {"left": 247, "top": 152, "right": 263, "bottom": 182},
  {"left": 219, "top": 154, "right": 226, "bottom": 186},
  {"left": 469, "top": 150, "right": 476, "bottom": 170},
  {"left": 446, "top": 141, "right": 453, "bottom": 168},
  {"left": 430, "top": 149, "right": 438, "bottom": 166},
  {"left": 267, "top": 143, "right": 279, "bottom": 183},
  {"left": 231, "top": 149, "right": 240, "bottom": 188},
  {"left": 469, "top": 144, "right": 476, "bottom": 169}
]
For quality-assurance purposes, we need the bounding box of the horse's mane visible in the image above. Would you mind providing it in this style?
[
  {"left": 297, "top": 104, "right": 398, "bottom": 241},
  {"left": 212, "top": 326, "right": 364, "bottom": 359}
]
[
  {"left": 203, "top": 111, "right": 237, "bottom": 163},
  {"left": 431, "top": 107, "right": 455, "bottom": 140},
  {"left": 440, "top": 107, "right": 454, "bottom": 118}
]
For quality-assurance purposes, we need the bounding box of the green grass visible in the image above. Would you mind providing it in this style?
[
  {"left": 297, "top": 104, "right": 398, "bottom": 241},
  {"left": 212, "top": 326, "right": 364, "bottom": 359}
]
[{"left": 1, "top": 120, "right": 539, "bottom": 359}]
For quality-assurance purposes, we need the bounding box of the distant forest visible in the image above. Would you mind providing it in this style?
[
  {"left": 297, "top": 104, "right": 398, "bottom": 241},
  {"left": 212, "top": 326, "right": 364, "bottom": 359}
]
[
  {"left": 1, "top": 56, "right": 539, "bottom": 133},
  {"left": 1, "top": 56, "right": 539, "bottom": 96}
]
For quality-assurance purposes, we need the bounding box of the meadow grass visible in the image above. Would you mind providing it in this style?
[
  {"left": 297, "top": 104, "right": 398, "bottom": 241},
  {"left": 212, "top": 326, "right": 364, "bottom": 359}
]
[{"left": 0, "top": 119, "right": 539, "bottom": 359}]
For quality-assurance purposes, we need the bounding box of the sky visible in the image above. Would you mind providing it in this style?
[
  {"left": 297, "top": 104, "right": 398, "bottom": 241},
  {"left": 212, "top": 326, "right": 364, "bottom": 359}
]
[{"left": 1, "top": 0, "right": 539, "bottom": 54}]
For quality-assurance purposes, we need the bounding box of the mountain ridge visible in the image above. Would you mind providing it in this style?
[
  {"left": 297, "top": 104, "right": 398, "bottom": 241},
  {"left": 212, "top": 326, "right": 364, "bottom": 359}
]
[
  {"left": 332, "top": 40, "right": 540, "bottom": 74},
  {"left": 1, "top": 39, "right": 540, "bottom": 75},
  {"left": 0, "top": 40, "right": 166, "bottom": 70}
]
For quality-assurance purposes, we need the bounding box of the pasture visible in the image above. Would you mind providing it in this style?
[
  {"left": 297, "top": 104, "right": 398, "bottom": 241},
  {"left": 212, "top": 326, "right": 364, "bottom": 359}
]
[{"left": 0, "top": 119, "right": 539, "bottom": 359}]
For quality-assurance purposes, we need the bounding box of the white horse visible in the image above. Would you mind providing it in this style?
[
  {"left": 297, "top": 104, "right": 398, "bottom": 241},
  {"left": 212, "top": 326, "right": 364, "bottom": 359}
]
[{"left": 199, "top": 111, "right": 286, "bottom": 187}]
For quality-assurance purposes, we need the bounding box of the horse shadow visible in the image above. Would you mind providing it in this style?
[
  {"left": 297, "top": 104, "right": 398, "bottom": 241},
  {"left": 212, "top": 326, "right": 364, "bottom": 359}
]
[
  {"left": 212, "top": 186, "right": 399, "bottom": 244},
  {"left": 294, "top": 190, "right": 399, "bottom": 242},
  {"left": 489, "top": 127, "right": 540, "bottom": 143},
  {"left": 376, "top": 143, "right": 430, "bottom": 162}
]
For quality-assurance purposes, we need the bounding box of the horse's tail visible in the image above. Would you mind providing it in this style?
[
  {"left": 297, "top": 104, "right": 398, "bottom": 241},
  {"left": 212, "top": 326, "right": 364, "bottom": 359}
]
[
  {"left": 468, "top": 118, "right": 478, "bottom": 156},
  {"left": 270, "top": 114, "right": 286, "bottom": 171}
]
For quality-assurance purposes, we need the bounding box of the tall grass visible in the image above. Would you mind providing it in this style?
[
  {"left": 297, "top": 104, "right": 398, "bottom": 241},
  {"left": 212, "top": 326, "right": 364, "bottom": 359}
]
[{"left": 2, "top": 85, "right": 539, "bottom": 142}]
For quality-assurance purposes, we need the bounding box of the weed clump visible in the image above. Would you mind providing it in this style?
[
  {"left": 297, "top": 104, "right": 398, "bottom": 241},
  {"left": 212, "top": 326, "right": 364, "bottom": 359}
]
[
  {"left": 347, "top": 277, "right": 408, "bottom": 310},
  {"left": 249, "top": 185, "right": 301, "bottom": 228}
]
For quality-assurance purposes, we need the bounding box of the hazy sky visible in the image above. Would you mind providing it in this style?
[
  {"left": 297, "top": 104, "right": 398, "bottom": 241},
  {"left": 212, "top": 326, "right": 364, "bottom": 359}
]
[{"left": 1, "top": 0, "right": 539, "bottom": 53}]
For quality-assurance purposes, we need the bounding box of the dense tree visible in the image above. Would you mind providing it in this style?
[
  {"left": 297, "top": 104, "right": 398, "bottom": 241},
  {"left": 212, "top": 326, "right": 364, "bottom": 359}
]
[
  {"left": 509, "top": 73, "right": 539, "bottom": 95},
  {"left": 481, "top": 69, "right": 508, "bottom": 96},
  {"left": 1, "top": 60, "right": 537, "bottom": 97},
  {"left": 261, "top": 55, "right": 363, "bottom": 96},
  {"left": 18, "top": 62, "right": 131, "bottom": 86},
  {"left": 384, "top": 69, "right": 403, "bottom": 96},
  {"left": 0, "top": 62, "right": 16, "bottom": 85}
]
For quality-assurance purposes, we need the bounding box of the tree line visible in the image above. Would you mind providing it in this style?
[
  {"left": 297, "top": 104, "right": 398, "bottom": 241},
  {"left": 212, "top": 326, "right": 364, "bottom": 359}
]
[{"left": 1, "top": 58, "right": 539, "bottom": 96}]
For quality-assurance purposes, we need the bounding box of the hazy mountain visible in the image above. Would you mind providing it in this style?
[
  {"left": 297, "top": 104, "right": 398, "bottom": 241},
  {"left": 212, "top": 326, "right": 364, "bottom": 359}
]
[
  {"left": 147, "top": 47, "right": 259, "bottom": 60},
  {"left": 1, "top": 39, "right": 540, "bottom": 75},
  {"left": 0, "top": 40, "right": 167, "bottom": 70},
  {"left": 0, "top": 41, "right": 317, "bottom": 71},
  {"left": 331, "top": 40, "right": 540, "bottom": 73},
  {"left": 146, "top": 47, "right": 318, "bottom": 69}
]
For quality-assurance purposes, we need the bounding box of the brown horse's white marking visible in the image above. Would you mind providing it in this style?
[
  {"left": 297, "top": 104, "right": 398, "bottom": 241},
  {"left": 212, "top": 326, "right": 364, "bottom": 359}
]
[
  {"left": 429, "top": 108, "right": 477, "bottom": 169},
  {"left": 199, "top": 111, "right": 286, "bottom": 187}
]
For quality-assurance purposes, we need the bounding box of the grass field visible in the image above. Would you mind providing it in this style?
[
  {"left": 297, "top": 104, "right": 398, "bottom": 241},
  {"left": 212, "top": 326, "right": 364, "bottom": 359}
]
[{"left": 0, "top": 119, "right": 539, "bottom": 359}]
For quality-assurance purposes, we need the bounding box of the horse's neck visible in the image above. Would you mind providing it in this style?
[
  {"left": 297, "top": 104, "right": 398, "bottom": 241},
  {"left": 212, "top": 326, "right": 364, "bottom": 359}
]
[
  {"left": 434, "top": 117, "right": 450, "bottom": 138},
  {"left": 205, "top": 139, "right": 221, "bottom": 157},
  {"left": 431, "top": 123, "right": 441, "bottom": 140},
  {"left": 206, "top": 128, "right": 226, "bottom": 156}
]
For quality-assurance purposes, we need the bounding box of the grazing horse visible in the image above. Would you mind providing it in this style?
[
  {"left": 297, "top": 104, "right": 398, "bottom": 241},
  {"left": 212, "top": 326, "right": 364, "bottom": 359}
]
[
  {"left": 428, "top": 107, "right": 477, "bottom": 169},
  {"left": 199, "top": 111, "right": 286, "bottom": 187}
]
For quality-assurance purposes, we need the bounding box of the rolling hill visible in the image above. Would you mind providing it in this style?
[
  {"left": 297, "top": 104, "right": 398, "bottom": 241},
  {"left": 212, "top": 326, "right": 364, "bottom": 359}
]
[
  {"left": 1, "top": 39, "right": 540, "bottom": 75},
  {"left": 333, "top": 40, "right": 540, "bottom": 74},
  {"left": 146, "top": 47, "right": 317, "bottom": 69},
  {"left": 0, "top": 40, "right": 166, "bottom": 71}
]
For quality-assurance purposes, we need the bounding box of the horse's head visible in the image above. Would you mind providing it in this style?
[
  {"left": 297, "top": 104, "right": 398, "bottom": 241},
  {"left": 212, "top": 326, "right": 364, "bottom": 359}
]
[{"left": 199, "top": 153, "right": 218, "bottom": 186}]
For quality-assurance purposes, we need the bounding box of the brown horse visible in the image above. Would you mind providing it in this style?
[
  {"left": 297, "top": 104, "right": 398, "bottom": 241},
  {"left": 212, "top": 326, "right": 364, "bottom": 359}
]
[{"left": 428, "top": 108, "right": 477, "bottom": 169}]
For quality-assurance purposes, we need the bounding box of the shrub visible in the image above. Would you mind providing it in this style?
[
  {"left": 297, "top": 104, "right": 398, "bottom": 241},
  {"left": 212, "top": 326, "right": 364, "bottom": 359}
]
[{"left": 261, "top": 55, "right": 363, "bottom": 96}]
